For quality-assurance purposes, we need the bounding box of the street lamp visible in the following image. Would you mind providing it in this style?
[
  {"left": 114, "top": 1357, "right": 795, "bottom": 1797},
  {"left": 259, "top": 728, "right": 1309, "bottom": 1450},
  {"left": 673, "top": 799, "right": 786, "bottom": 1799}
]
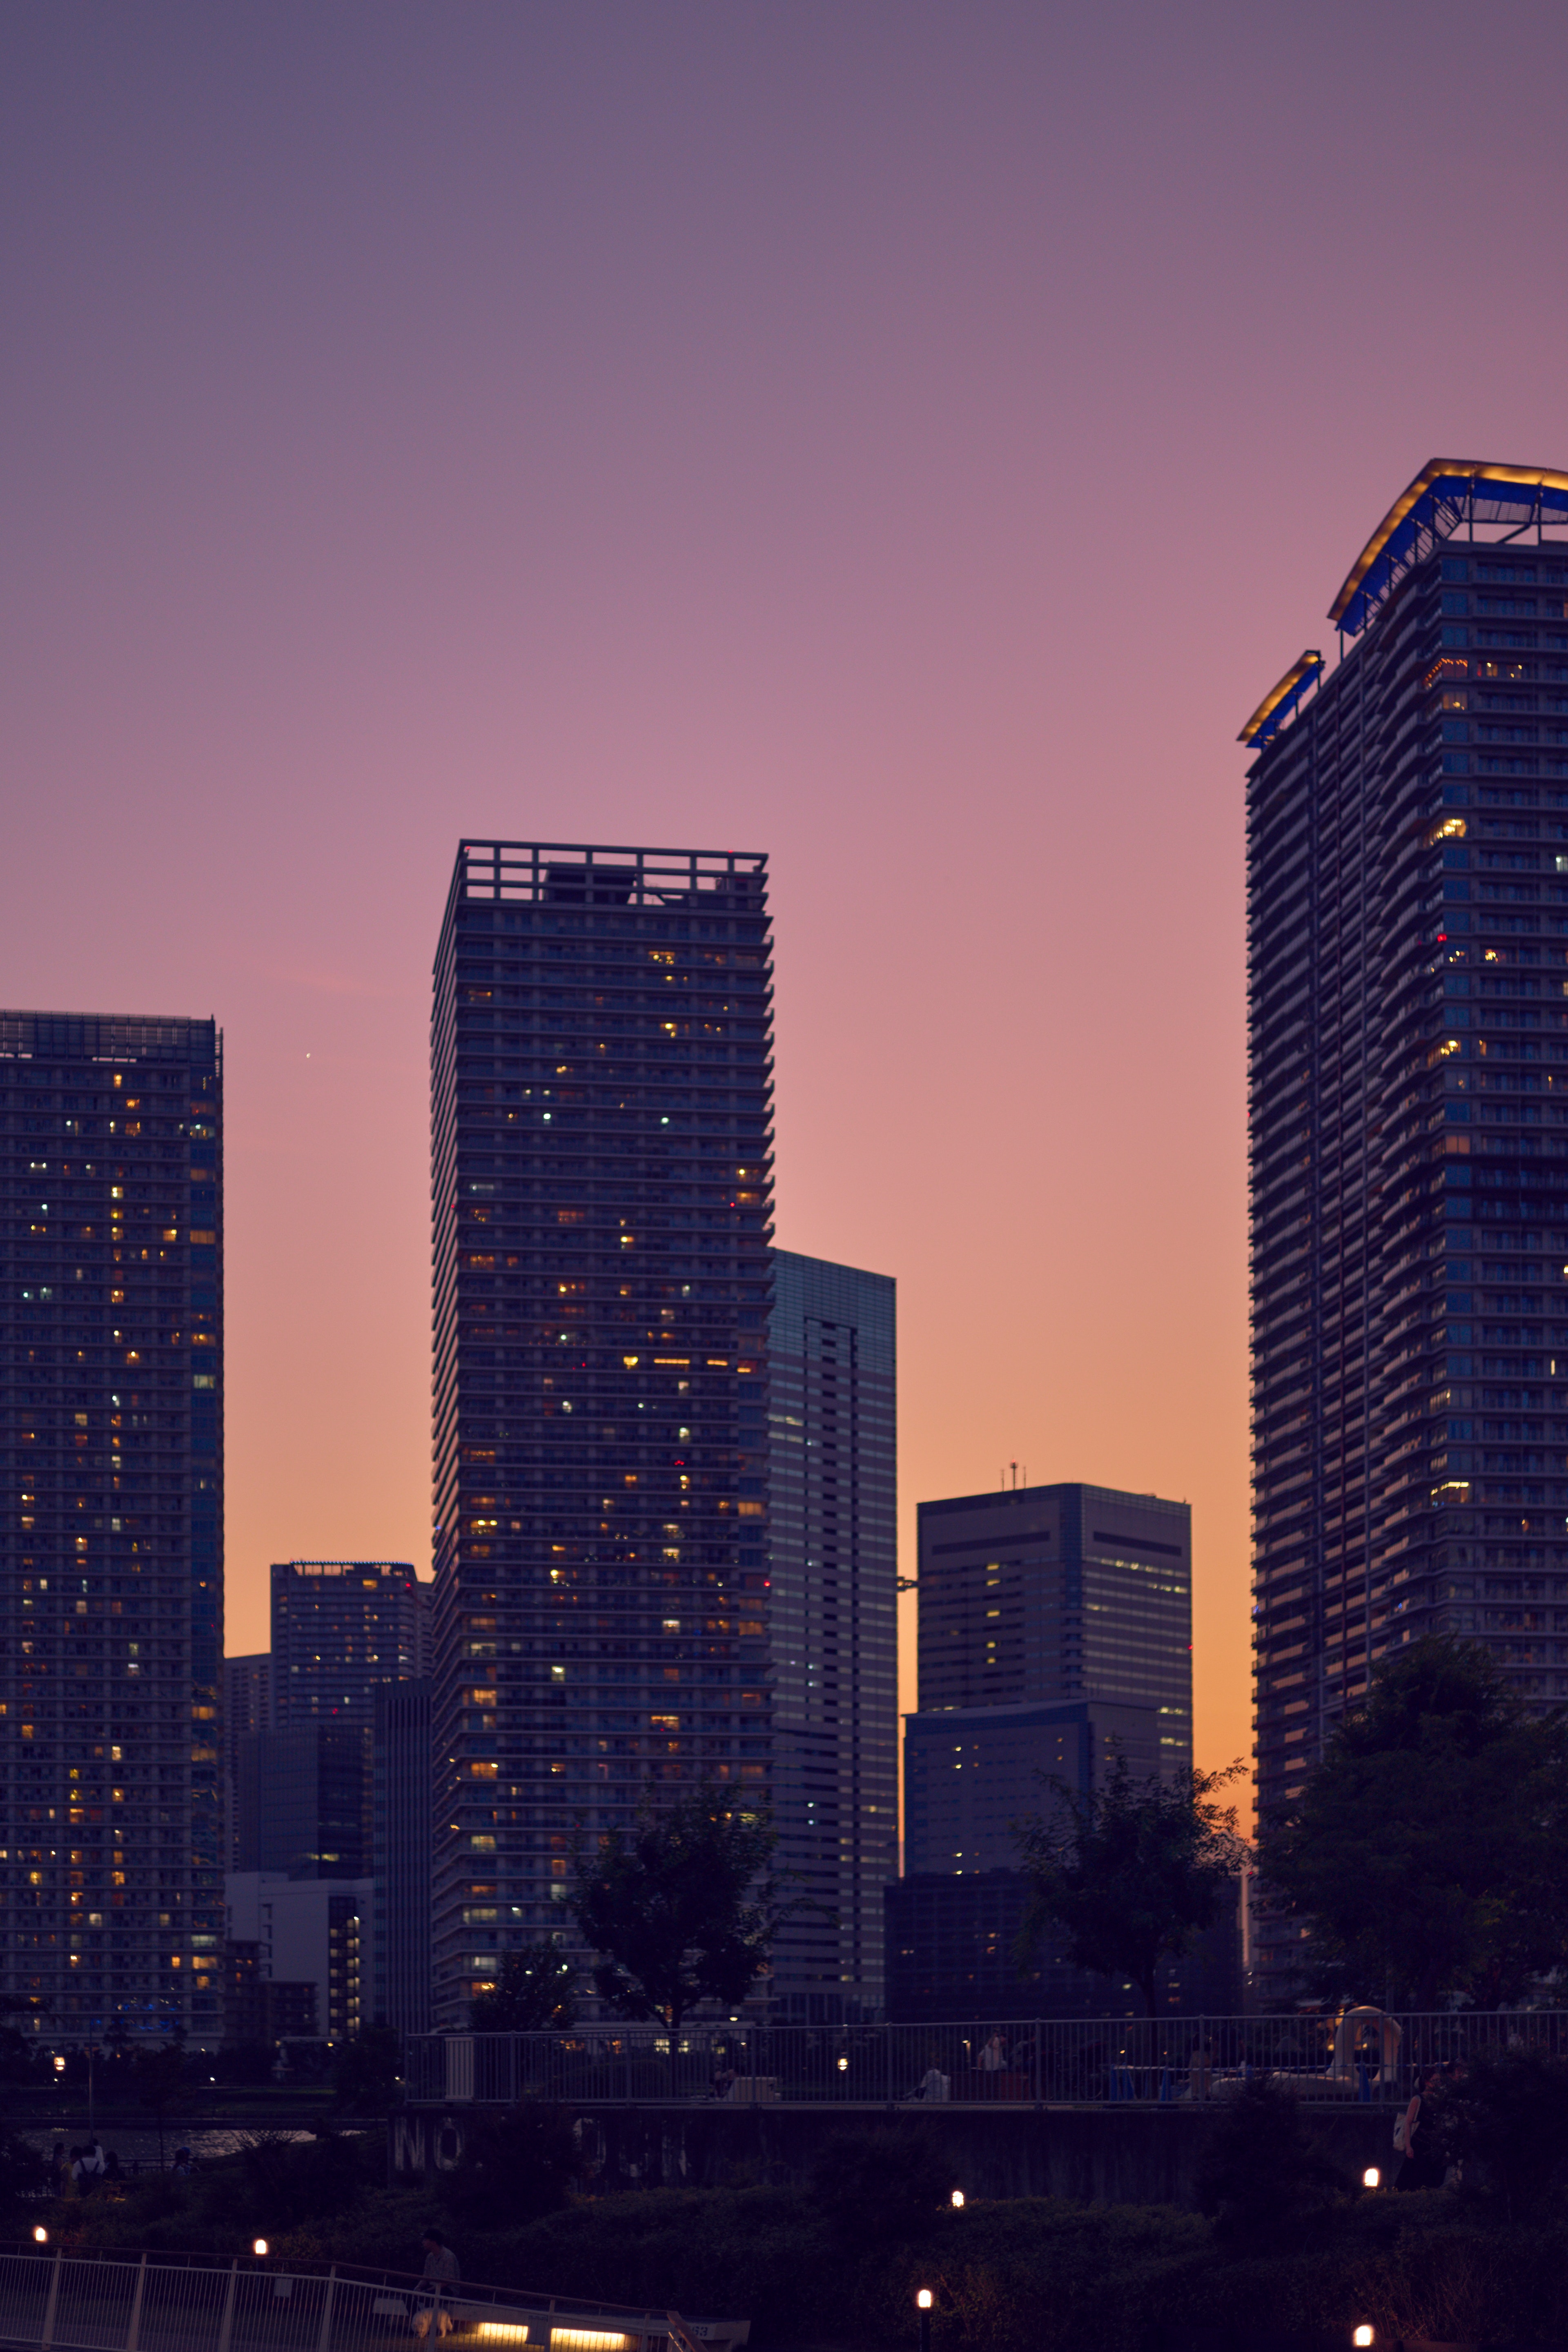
[
  {"left": 1362, "top": 2167, "right": 1380, "bottom": 2191},
  {"left": 253, "top": 2240, "right": 269, "bottom": 2258},
  {"left": 33, "top": 2227, "right": 47, "bottom": 2245},
  {"left": 950, "top": 2189, "right": 964, "bottom": 2209},
  {"left": 1354, "top": 2331, "right": 1373, "bottom": 2348},
  {"left": 916, "top": 2287, "right": 933, "bottom": 2352}
]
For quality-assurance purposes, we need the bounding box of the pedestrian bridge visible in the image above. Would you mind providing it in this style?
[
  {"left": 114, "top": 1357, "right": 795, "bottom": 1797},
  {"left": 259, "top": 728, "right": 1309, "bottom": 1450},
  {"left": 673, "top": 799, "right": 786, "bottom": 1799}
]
[{"left": 0, "top": 2246, "right": 743, "bottom": 2352}]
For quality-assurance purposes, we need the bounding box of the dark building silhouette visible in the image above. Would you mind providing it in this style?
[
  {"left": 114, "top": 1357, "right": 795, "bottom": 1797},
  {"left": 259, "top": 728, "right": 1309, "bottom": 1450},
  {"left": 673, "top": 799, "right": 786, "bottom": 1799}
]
[
  {"left": 889, "top": 1482, "right": 1194, "bottom": 2022},
  {"left": 428, "top": 841, "right": 774, "bottom": 2022},
  {"left": 0, "top": 1009, "right": 224, "bottom": 2042},
  {"left": 1243, "top": 461, "right": 1568, "bottom": 1993},
  {"left": 915, "top": 1483, "right": 1192, "bottom": 1755},
  {"left": 270, "top": 1560, "right": 424, "bottom": 1724},
  {"left": 223, "top": 1652, "right": 271, "bottom": 1870},
  {"left": 372, "top": 1676, "right": 433, "bottom": 2035},
  {"left": 767, "top": 1250, "right": 898, "bottom": 2020},
  {"left": 233, "top": 1724, "right": 372, "bottom": 1877}
]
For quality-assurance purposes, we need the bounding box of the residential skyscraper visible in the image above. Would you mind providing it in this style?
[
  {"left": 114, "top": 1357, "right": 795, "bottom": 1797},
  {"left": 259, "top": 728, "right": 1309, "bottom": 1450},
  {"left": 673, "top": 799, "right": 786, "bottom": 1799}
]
[
  {"left": 270, "top": 1559, "right": 424, "bottom": 1725},
  {"left": 372, "top": 1677, "right": 433, "bottom": 2036},
  {"left": 224, "top": 1651, "right": 271, "bottom": 1870},
  {"left": 429, "top": 841, "right": 774, "bottom": 2024},
  {"left": 1245, "top": 464, "right": 1568, "bottom": 1959},
  {"left": 0, "top": 1010, "right": 224, "bottom": 2041},
  {"left": 767, "top": 1250, "right": 898, "bottom": 2021}
]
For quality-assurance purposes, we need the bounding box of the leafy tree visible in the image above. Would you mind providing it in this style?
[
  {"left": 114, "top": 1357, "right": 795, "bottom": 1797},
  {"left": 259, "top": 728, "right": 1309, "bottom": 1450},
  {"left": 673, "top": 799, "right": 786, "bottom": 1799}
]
[
  {"left": 807, "top": 2127, "right": 954, "bottom": 2245},
  {"left": 1442, "top": 2045, "right": 1568, "bottom": 2220},
  {"left": 131, "top": 2039, "right": 189, "bottom": 2171},
  {"left": 1013, "top": 1755, "right": 1249, "bottom": 2015},
  {"left": 1258, "top": 1638, "right": 1568, "bottom": 2009},
  {"left": 469, "top": 1941, "right": 577, "bottom": 2031},
  {"left": 570, "top": 1779, "right": 792, "bottom": 2029},
  {"left": 440, "top": 2102, "right": 581, "bottom": 2228},
  {"left": 1193, "top": 2076, "right": 1349, "bottom": 2251},
  {"left": 332, "top": 2024, "right": 403, "bottom": 2112}
]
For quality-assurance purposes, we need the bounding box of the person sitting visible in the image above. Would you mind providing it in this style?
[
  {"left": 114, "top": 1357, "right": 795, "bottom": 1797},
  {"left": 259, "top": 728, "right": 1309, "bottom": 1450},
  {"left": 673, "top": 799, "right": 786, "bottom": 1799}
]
[{"left": 413, "top": 2228, "right": 460, "bottom": 2339}]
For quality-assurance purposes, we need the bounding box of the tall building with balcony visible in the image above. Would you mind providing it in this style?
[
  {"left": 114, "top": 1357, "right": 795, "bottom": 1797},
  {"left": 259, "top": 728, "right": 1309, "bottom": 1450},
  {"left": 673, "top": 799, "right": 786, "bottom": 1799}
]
[
  {"left": 0, "top": 1010, "right": 224, "bottom": 2042},
  {"left": 428, "top": 842, "right": 774, "bottom": 2024},
  {"left": 1246, "top": 463, "right": 1568, "bottom": 1985},
  {"left": 767, "top": 1250, "right": 898, "bottom": 2020},
  {"left": 270, "top": 1559, "right": 425, "bottom": 1726}
]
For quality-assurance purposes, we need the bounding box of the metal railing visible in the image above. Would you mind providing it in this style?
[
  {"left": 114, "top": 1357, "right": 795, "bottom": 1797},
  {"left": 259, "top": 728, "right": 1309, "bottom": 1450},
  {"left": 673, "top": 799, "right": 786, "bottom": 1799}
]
[
  {"left": 0, "top": 2246, "right": 719, "bottom": 2352},
  {"left": 404, "top": 2008, "right": 1568, "bottom": 2107}
]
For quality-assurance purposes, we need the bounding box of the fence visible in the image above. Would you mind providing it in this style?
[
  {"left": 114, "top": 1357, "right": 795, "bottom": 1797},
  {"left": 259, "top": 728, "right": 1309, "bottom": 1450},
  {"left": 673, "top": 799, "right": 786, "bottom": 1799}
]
[
  {"left": 404, "top": 2009, "right": 1568, "bottom": 2108},
  {"left": 0, "top": 2245, "right": 722, "bottom": 2352}
]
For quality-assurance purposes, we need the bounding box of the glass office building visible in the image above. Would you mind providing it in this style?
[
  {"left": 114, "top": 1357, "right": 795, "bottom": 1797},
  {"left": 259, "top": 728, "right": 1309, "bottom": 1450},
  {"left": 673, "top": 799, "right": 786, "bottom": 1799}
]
[
  {"left": 428, "top": 842, "right": 774, "bottom": 2022},
  {"left": 767, "top": 1250, "right": 897, "bottom": 2020},
  {"left": 0, "top": 1010, "right": 224, "bottom": 2042},
  {"left": 1245, "top": 463, "right": 1568, "bottom": 1984}
]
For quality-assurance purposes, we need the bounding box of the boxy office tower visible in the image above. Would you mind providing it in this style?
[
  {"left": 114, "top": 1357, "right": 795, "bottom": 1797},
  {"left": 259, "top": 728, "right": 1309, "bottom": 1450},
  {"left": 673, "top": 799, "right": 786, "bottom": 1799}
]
[
  {"left": 0, "top": 1011, "right": 223, "bottom": 2040},
  {"left": 1246, "top": 463, "right": 1568, "bottom": 1995},
  {"left": 429, "top": 843, "right": 774, "bottom": 2022}
]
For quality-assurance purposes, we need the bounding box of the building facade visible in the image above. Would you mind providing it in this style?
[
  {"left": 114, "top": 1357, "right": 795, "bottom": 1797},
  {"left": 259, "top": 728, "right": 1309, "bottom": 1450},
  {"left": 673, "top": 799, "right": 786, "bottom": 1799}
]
[
  {"left": 767, "top": 1250, "right": 898, "bottom": 2020},
  {"left": 270, "top": 1560, "right": 424, "bottom": 1725},
  {"left": 890, "top": 1481, "right": 1194, "bottom": 2022},
  {"left": 428, "top": 841, "right": 774, "bottom": 2023},
  {"left": 372, "top": 1676, "right": 433, "bottom": 2036},
  {"left": 0, "top": 1010, "right": 224, "bottom": 2042},
  {"left": 223, "top": 1652, "right": 271, "bottom": 1870},
  {"left": 1245, "top": 465, "right": 1568, "bottom": 1967},
  {"left": 915, "top": 1481, "right": 1192, "bottom": 1761}
]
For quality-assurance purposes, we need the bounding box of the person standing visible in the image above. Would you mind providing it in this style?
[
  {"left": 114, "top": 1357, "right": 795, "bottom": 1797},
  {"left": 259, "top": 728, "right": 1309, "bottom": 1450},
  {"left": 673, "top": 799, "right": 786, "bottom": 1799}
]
[{"left": 1397, "top": 2064, "right": 1446, "bottom": 2191}]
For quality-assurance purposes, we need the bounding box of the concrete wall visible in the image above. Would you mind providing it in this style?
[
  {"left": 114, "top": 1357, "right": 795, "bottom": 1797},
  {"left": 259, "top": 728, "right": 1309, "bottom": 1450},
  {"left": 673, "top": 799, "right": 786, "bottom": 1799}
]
[{"left": 393, "top": 2101, "right": 1398, "bottom": 2212}]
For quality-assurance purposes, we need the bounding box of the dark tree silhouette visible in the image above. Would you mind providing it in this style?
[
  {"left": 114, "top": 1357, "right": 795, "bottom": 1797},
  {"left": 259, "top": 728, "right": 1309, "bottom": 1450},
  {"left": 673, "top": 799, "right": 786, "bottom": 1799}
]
[
  {"left": 1013, "top": 1755, "right": 1248, "bottom": 2015},
  {"left": 468, "top": 1942, "right": 577, "bottom": 2032},
  {"left": 570, "top": 1778, "right": 793, "bottom": 2029}
]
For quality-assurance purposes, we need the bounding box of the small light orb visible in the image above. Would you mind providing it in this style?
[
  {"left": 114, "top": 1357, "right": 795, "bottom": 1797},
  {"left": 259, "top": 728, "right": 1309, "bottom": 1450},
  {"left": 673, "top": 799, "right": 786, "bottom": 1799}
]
[
  {"left": 253, "top": 2240, "right": 269, "bottom": 2258},
  {"left": 917, "top": 2291, "right": 933, "bottom": 2311},
  {"left": 1362, "top": 2167, "right": 1380, "bottom": 2190},
  {"left": 950, "top": 2188, "right": 965, "bottom": 2208},
  {"left": 1354, "top": 2329, "right": 1374, "bottom": 2347},
  {"left": 33, "top": 2227, "right": 47, "bottom": 2245}
]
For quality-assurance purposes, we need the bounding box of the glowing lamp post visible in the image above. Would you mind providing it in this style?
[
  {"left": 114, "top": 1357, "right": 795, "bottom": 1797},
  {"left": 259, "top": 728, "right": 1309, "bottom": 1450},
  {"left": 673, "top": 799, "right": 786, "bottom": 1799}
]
[
  {"left": 253, "top": 2240, "right": 269, "bottom": 2258},
  {"left": 1354, "top": 2330, "right": 1374, "bottom": 2347},
  {"left": 950, "top": 2189, "right": 964, "bottom": 2209},
  {"left": 916, "top": 2287, "right": 933, "bottom": 2352},
  {"left": 1361, "top": 2167, "right": 1380, "bottom": 2190}
]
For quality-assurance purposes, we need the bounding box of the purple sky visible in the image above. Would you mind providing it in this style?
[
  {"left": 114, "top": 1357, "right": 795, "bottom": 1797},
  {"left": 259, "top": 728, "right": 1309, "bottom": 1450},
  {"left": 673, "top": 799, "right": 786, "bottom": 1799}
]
[{"left": 8, "top": 1, "right": 1568, "bottom": 1775}]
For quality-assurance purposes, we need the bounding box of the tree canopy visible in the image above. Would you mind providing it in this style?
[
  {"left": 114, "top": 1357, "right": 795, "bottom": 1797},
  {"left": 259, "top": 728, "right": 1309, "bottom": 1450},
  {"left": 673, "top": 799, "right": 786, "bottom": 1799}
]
[
  {"left": 1013, "top": 1754, "right": 1249, "bottom": 2015},
  {"left": 569, "top": 1779, "right": 791, "bottom": 2029},
  {"left": 469, "top": 1940, "right": 577, "bottom": 2032},
  {"left": 1258, "top": 1637, "right": 1568, "bottom": 2009}
]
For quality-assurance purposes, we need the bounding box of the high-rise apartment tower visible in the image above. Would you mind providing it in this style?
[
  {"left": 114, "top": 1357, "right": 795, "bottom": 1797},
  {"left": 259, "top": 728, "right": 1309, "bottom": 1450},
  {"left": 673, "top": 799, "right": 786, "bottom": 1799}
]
[
  {"left": 1246, "top": 463, "right": 1568, "bottom": 1962},
  {"left": 0, "top": 1010, "right": 224, "bottom": 2041},
  {"left": 767, "top": 1250, "right": 898, "bottom": 2020},
  {"left": 270, "top": 1560, "right": 424, "bottom": 1726},
  {"left": 429, "top": 842, "right": 774, "bottom": 2023}
]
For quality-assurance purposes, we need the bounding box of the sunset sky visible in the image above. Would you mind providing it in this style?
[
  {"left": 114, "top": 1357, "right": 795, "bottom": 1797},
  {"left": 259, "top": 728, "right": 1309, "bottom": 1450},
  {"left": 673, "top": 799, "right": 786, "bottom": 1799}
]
[{"left": 9, "top": 2, "right": 1568, "bottom": 1781}]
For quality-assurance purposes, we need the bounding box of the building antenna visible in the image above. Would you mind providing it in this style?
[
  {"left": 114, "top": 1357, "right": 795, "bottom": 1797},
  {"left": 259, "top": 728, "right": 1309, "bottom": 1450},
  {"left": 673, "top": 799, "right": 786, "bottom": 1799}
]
[{"left": 1010, "top": 1460, "right": 1017, "bottom": 1490}]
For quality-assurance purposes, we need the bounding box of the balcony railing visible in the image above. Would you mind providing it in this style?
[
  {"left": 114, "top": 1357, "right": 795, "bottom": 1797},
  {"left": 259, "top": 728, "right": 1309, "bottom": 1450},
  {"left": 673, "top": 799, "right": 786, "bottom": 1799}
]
[{"left": 404, "top": 2008, "right": 1568, "bottom": 2108}]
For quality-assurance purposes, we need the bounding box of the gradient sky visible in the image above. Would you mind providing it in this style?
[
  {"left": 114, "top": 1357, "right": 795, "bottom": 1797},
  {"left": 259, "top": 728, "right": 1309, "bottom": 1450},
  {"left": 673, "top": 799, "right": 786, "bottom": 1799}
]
[{"left": 10, "top": 2, "right": 1568, "bottom": 1784}]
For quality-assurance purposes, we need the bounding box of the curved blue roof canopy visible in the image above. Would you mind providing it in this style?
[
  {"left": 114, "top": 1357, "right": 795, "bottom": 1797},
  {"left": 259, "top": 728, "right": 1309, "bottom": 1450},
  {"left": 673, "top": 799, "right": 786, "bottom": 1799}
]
[
  {"left": 1330, "top": 459, "right": 1568, "bottom": 637},
  {"left": 1238, "top": 650, "right": 1323, "bottom": 748}
]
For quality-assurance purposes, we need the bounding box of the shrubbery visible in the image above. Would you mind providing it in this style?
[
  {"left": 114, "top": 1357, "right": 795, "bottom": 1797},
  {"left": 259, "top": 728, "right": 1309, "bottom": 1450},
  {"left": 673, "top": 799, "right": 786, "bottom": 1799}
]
[{"left": 17, "top": 2111, "right": 1568, "bottom": 2347}]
